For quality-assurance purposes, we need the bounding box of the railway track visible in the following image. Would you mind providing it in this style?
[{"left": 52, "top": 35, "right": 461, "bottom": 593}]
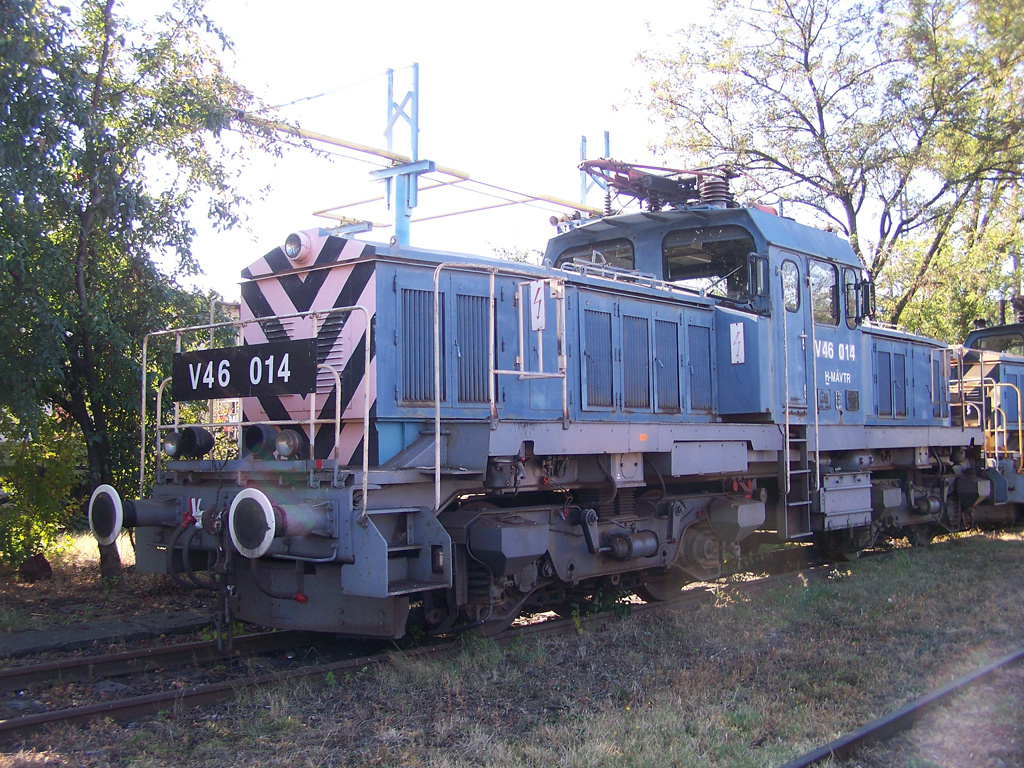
[
  {"left": 0, "top": 553, "right": 842, "bottom": 740},
  {"left": 0, "top": 585, "right": 723, "bottom": 739},
  {"left": 0, "top": 630, "right": 315, "bottom": 693},
  {"left": 779, "top": 646, "right": 1024, "bottom": 768}
]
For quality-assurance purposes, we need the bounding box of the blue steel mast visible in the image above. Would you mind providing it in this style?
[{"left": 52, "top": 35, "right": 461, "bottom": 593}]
[
  {"left": 580, "top": 131, "right": 611, "bottom": 207},
  {"left": 372, "top": 63, "right": 435, "bottom": 245}
]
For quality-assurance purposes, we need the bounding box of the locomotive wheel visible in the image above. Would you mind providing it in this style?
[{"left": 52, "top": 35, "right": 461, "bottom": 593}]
[
  {"left": 422, "top": 605, "right": 459, "bottom": 635},
  {"left": 814, "top": 530, "right": 869, "bottom": 561},
  {"left": 637, "top": 565, "right": 691, "bottom": 602},
  {"left": 472, "top": 588, "right": 532, "bottom": 637}
]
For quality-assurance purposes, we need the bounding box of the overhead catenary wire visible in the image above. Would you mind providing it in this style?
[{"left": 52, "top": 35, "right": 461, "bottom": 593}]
[
  {"left": 316, "top": 174, "right": 592, "bottom": 228},
  {"left": 238, "top": 114, "right": 603, "bottom": 228},
  {"left": 316, "top": 147, "right": 394, "bottom": 168},
  {"left": 272, "top": 67, "right": 400, "bottom": 109}
]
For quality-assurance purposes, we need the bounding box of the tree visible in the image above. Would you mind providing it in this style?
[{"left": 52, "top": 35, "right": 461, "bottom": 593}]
[
  {"left": 640, "top": 0, "right": 1024, "bottom": 334},
  {"left": 0, "top": 0, "right": 279, "bottom": 577},
  {"left": 0, "top": 412, "right": 85, "bottom": 567}
]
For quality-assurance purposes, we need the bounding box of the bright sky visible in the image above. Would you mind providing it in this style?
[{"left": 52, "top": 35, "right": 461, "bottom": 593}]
[{"left": 137, "top": 0, "right": 706, "bottom": 298}]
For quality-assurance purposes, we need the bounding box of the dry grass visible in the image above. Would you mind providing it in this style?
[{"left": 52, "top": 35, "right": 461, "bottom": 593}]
[
  {"left": 0, "top": 532, "right": 206, "bottom": 635},
  {"left": 2, "top": 529, "right": 1023, "bottom": 767}
]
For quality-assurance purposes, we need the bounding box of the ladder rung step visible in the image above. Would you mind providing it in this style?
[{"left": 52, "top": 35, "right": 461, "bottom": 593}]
[
  {"left": 417, "top": 466, "right": 483, "bottom": 477},
  {"left": 388, "top": 579, "right": 445, "bottom": 596},
  {"left": 786, "top": 501, "right": 812, "bottom": 507},
  {"left": 387, "top": 545, "right": 422, "bottom": 556}
]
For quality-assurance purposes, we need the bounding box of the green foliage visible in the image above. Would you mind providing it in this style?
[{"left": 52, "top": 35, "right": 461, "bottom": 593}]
[
  {"left": 490, "top": 245, "right": 544, "bottom": 264},
  {"left": 0, "top": 0, "right": 279, "bottom": 522},
  {"left": 884, "top": 228, "right": 1004, "bottom": 342},
  {"left": 0, "top": 415, "right": 86, "bottom": 566},
  {"left": 640, "top": 0, "right": 1024, "bottom": 337}
]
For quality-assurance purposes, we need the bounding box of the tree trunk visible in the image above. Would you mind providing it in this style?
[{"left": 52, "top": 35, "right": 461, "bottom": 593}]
[
  {"left": 80, "top": 0, "right": 122, "bottom": 584},
  {"left": 83, "top": 408, "right": 122, "bottom": 581},
  {"left": 98, "top": 541, "right": 121, "bottom": 581},
  {"left": 92, "top": 450, "right": 122, "bottom": 581}
]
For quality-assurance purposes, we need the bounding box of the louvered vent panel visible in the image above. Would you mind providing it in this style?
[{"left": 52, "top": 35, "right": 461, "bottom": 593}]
[
  {"left": 655, "top": 320, "right": 681, "bottom": 412},
  {"left": 584, "top": 309, "right": 614, "bottom": 408},
  {"left": 1002, "top": 373, "right": 1016, "bottom": 422},
  {"left": 457, "top": 294, "right": 490, "bottom": 403},
  {"left": 688, "top": 324, "right": 713, "bottom": 411},
  {"left": 877, "top": 351, "right": 892, "bottom": 416},
  {"left": 894, "top": 353, "right": 907, "bottom": 417},
  {"left": 401, "top": 289, "right": 445, "bottom": 402},
  {"left": 932, "top": 355, "right": 948, "bottom": 418},
  {"left": 255, "top": 315, "right": 302, "bottom": 344},
  {"left": 315, "top": 313, "right": 346, "bottom": 389},
  {"left": 622, "top": 315, "right": 651, "bottom": 409}
]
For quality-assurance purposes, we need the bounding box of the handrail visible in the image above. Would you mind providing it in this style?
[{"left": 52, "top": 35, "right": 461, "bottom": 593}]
[
  {"left": 559, "top": 260, "right": 665, "bottom": 290},
  {"left": 314, "top": 365, "right": 345, "bottom": 488},
  {"left": 984, "top": 382, "right": 1024, "bottom": 473},
  {"left": 152, "top": 363, "right": 346, "bottom": 485},
  {"left": 930, "top": 347, "right": 951, "bottom": 418},
  {"left": 958, "top": 400, "right": 982, "bottom": 425},
  {"left": 140, "top": 306, "right": 372, "bottom": 514},
  {"left": 558, "top": 258, "right": 756, "bottom": 307},
  {"left": 991, "top": 405, "right": 1006, "bottom": 462},
  {"left": 432, "top": 261, "right": 569, "bottom": 512},
  {"left": 779, "top": 266, "right": 791, "bottom": 496},
  {"left": 949, "top": 345, "right": 1024, "bottom": 473},
  {"left": 806, "top": 278, "right": 820, "bottom": 492},
  {"left": 951, "top": 348, "right": 1000, "bottom": 433}
]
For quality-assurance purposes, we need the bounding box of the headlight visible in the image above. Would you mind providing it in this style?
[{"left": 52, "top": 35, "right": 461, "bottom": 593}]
[
  {"left": 274, "top": 428, "right": 307, "bottom": 459},
  {"left": 283, "top": 231, "right": 313, "bottom": 264},
  {"left": 179, "top": 427, "right": 215, "bottom": 458},
  {"left": 162, "top": 431, "right": 182, "bottom": 458},
  {"left": 163, "top": 427, "right": 214, "bottom": 459},
  {"left": 244, "top": 424, "right": 279, "bottom": 459}
]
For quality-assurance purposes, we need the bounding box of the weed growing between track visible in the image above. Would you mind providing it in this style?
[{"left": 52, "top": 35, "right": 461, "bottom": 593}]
[{"left": 2, "top": 529, "right": 1022, "bottom": 767}]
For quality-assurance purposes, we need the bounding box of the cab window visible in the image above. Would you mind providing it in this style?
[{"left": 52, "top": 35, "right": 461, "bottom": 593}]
[
  {"left": 556, "top": 239, "right": 634, "bottom": 270},
  {"left": 782, "top": 260, "right": 800, "bottom": 312},
  {"left": 975, "top": 333, "right": 1024, "bottom": 356},
  {"left": 843, "top": 268, "right": 858, "bottom": 329},
  {"left": 809, "top": 260, "right": 839, "bottom": 325},
  {"left": 662, "top": 225, "right": 756, "bottom": 300}
]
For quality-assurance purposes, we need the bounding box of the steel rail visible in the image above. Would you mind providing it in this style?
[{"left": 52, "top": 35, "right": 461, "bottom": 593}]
[
  {"left": 0, "top": 562, "right": 841, "bottom": 739},
  {"left": 0, "top": 647, "right": 404, "bottom": 738},
  {"left": 0, "top": 589, "right": 718, "bottom": 739},
  {"left": 778, "top": 645, "right": 1024, "bottom": 768},
  {"left": 0, "top": 631, "right": 305, "bottom": 694}
]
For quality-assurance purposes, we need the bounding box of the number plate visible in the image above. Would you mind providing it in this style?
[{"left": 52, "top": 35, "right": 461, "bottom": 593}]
[{"left": 171, "top": 340, "right": 317, "bottom": 401}]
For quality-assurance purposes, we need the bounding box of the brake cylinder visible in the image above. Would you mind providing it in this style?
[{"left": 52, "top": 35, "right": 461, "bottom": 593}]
[{"left": 607, "top": 531, "right": 660, "bottom": 561}]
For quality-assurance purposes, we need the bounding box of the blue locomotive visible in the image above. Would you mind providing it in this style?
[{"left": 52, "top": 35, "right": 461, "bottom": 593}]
[{"left": 87, "top": 161, "right": 1014, "bottom": 639}]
